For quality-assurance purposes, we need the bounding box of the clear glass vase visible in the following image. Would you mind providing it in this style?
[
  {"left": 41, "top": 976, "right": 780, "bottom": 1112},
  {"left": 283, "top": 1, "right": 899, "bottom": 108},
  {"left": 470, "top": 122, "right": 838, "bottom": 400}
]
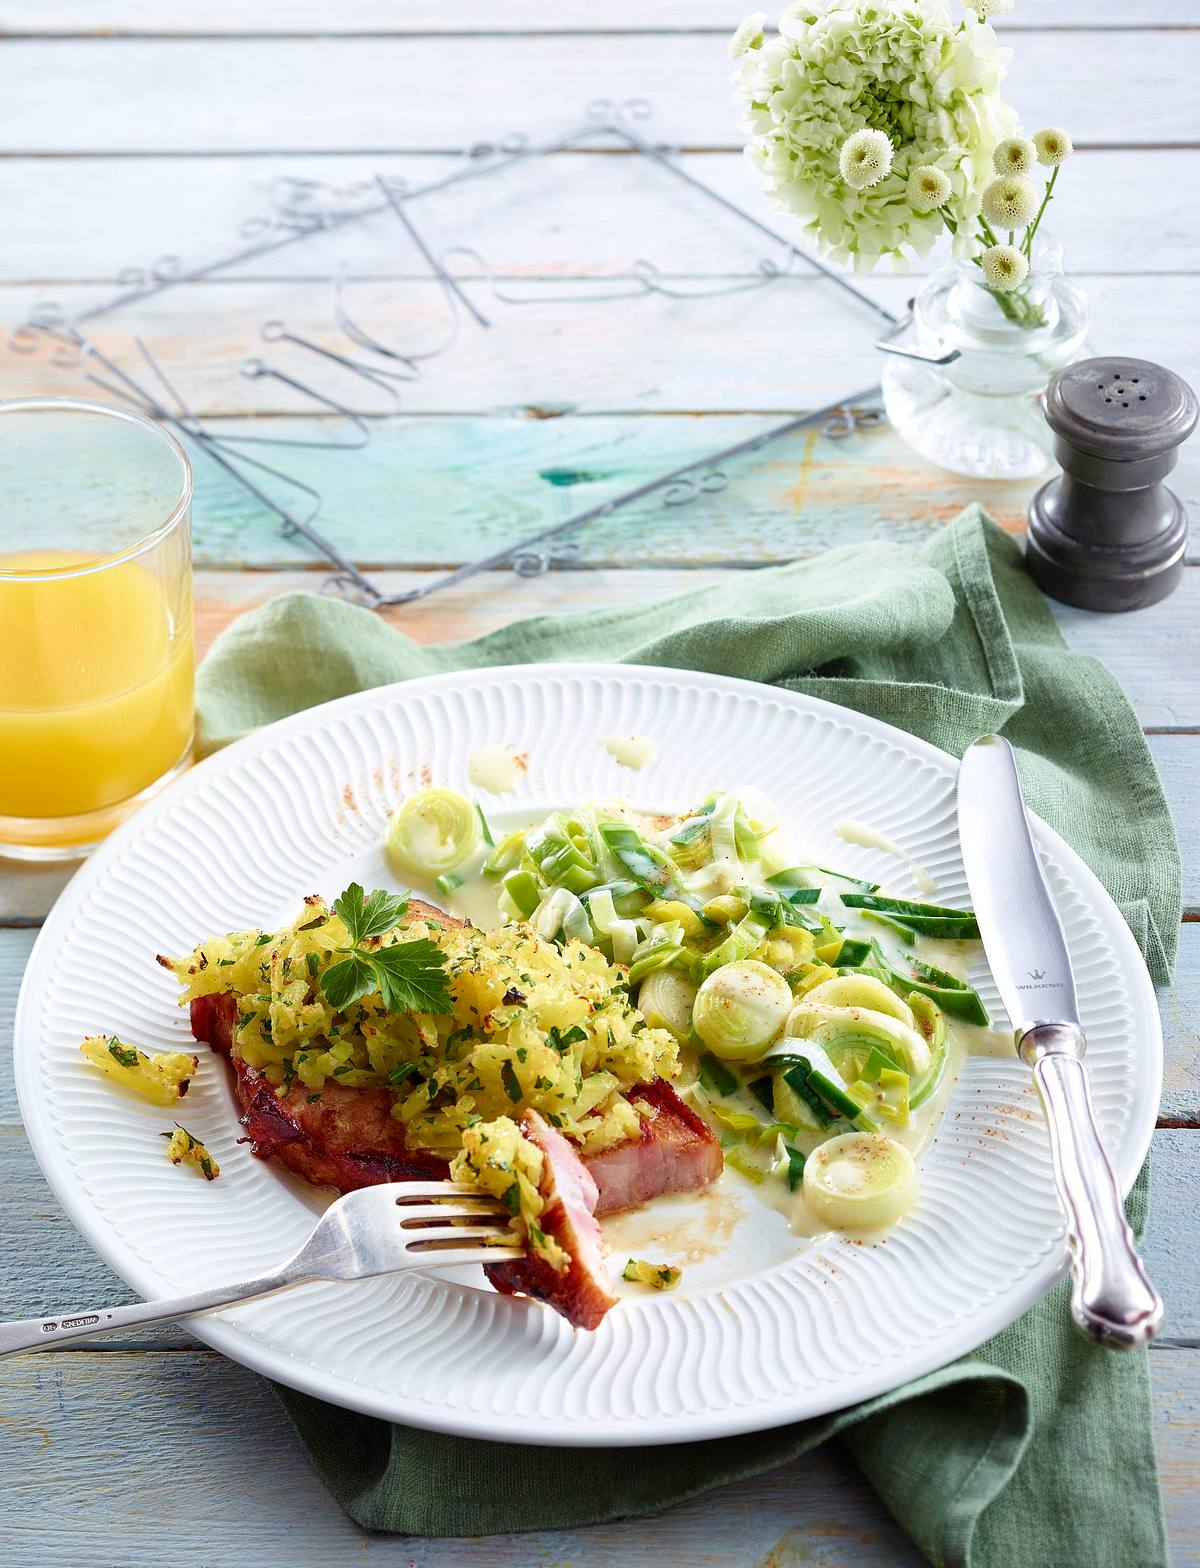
[{"left": 881, "top": 235, "right": 1089, "bottom": 480}]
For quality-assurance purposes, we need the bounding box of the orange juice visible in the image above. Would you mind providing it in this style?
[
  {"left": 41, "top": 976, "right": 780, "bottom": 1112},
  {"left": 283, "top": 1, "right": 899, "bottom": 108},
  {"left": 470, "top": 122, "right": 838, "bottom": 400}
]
[{"left": 0, "top": 551, "right": 194, "bottom": 834}]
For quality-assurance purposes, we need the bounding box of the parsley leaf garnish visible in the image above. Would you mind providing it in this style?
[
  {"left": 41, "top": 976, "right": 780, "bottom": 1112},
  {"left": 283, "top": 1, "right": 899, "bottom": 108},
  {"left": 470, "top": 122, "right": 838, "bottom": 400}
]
[
  {"left": 501, "top": 1059, "right": 524, "bottom": 1104},
  {"left": 320, "top": 953, "right": 378, "bottom": 1011},
  {"left": 108, "top": 1038, "right": 140, "bottom": 1069},
  {"left": 319, "top": 886, "right": 450, "bottom": 1016},
  {"left": 333, "top": 883, "right": 410, "bottom": 945},
  {"left": 370, "top": 939, "right": 453, "bottom": 1014}
]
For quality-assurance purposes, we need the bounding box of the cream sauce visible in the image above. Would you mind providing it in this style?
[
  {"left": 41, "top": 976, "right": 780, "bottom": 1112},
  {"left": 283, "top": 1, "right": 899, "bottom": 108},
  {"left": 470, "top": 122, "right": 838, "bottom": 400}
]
[
  {"left": 467, "top": 745, "right": 524, "bottom": 795},
  {"left": 603, "top": 1183, "right": 747, "bottom": 1266},
  {"left": 600, "top": 734, "right": 656, "bottom": 771},
  {"left": 835, "top": 816, "right": 938, "bottom": 896}
]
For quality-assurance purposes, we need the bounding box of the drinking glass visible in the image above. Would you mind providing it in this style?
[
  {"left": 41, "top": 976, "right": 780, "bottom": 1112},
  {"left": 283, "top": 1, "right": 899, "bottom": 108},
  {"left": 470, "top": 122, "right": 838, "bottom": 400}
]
[{"left": 0, "top": 398, "right": 194, "bottom": 860}]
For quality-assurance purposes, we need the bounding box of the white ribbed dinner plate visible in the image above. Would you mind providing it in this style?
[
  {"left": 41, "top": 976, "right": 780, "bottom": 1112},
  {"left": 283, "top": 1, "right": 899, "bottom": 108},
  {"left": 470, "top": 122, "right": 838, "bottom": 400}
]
[{"left": 14, "top": 665, "right": 1160, "bottom": 1445}]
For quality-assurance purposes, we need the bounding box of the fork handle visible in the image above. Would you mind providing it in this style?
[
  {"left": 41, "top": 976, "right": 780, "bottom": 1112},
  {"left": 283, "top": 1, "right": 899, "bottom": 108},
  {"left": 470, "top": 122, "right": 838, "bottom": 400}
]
[{"left": 0, "top": 1268, "right": 307, "bottom": 1357}]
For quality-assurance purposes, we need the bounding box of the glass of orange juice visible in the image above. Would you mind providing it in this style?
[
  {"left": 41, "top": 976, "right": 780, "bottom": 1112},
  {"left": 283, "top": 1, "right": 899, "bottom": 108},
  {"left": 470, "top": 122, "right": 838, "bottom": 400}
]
[{"left": 0, "top": 397, "right": 194, "bottom": 860}]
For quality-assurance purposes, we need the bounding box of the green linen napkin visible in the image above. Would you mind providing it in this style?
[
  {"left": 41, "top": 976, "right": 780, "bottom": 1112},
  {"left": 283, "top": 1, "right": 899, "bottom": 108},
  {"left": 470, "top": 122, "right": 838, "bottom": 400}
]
[{"left": 197, "top": 507, "right": 1176, "bottom": 1566}]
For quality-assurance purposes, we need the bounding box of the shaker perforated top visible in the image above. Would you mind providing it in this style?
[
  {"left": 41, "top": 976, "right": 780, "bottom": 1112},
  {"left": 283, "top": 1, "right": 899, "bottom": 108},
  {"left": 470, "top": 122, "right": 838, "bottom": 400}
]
[{"left": 1043, "top": 357, "right": 1199, "bottom": 462}]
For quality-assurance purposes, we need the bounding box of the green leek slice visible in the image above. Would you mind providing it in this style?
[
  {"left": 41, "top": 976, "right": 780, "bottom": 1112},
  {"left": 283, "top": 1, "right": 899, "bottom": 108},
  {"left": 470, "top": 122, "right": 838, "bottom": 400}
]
[
  {"left": 385, "top": 788, "right": 480, "bottom": 878},
  {"left": 636, "top": 969, "right": 698, "bottom": 1041},
  {"left": 839, "top": 894, "right": 980, "bottom": 940},
  {"left": 502, "top": 869, "right": 542, "bottom": 918},
  {"left": 481, "top": 828, "right": 526, "bottom": 878},
  {"left": 599, "top": 821, "right": 692, "bottom": 902},
  {"left": 907, "top": 993, "right": 950, "bottom": 1110},
  {"left": 865, "top": 942, "right": 989, "bottom": 1028},
  {"left": 692, "top": 960, "right": 792, "bottom": 1061},
  {"left": 697, "top": 1052, "right": 739, "bottom": 1098},
  {"left": 834, "top": 938, "right": 872, "bottom": 966},
  {"left": 802, "top": 974, "right": 915, "bottom": 1027}
]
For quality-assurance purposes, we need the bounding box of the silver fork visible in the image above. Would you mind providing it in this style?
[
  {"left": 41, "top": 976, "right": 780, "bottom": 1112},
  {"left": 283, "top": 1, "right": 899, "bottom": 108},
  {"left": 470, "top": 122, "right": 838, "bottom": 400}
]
[{"left": 0, "top": 1182, "right": 514, "bottom": 1358}]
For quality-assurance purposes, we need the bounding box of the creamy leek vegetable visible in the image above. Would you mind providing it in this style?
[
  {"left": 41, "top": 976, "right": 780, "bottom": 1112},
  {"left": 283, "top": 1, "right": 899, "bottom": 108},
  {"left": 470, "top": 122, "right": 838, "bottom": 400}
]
[
  {"left": 802, "top": 1132, "right": 918, "bottom": 1229},
  {"left": 692, "top": 960, "right": 792, "bottom": 1061},
  {"left": 385, "top": 788, "right": 480, "bottom": 878},
  {"left": 385, "top": 785, "right": 996, "bottom": 1236}
]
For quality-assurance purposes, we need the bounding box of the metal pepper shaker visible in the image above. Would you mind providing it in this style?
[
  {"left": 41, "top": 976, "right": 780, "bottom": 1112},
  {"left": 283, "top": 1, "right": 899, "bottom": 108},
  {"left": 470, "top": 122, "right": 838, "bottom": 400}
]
[{"left": 1026, "top": 357, "right": 1197, "bottom": 611}]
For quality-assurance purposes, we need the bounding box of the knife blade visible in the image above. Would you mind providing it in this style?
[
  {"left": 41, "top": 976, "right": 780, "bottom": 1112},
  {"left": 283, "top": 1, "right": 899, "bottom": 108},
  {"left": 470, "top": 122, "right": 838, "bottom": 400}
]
[
  {"left": 957, "top": 734, "right": 1161, "bottom": 1350},
  {"left": 957, "top": 733, "right": 1080, "bottom": 1037}
]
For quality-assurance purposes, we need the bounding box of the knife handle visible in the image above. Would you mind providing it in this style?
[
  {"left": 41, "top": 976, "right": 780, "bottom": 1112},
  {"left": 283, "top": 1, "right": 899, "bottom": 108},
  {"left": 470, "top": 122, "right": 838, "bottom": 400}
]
[{"left": 1021, "top": 1023, "right": 1163, "bottom": 1350}]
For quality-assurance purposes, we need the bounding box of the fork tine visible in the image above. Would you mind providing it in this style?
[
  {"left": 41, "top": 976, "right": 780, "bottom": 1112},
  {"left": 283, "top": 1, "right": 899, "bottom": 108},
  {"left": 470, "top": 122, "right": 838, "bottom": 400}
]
[
  {"left": 404, "top": 1225, "right": 513, "bottom": 1247},
  {"left": 396, "top": 1203, "right": 506, "bottom": 1225},
  {"left": 388, "top": 1183, "right": 490, "bottom": 1201}
]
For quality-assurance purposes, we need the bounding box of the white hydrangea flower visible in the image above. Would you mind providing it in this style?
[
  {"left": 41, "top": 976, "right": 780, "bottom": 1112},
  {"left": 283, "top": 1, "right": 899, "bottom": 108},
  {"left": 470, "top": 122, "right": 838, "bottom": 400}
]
[
  {"left": 906, "top": 165, "right": 952, "bottom": 213},
  {"left": 981, "top": 174, "right": 1038, "bottom": 228},
  {"left": 980, "top": 243, "right": 1028, "bottom": 290},
  {"left": 993, "top": 136, "right": 1035, "bottom": 175},
  {"left": 964, "top": 0, "right": 1014, "bottom": 15},
  {"left": 839, "top": 128, "right": 894, "bottom": 190},
  {"left": 1033, "top": 126, "right": 1073, "bottom": 166},
  {"left": 728, "top": 12, "right": 768, "bottom": 58},
  {"left": 732, "top": 0, "right": 1017, "bottom": 268}
]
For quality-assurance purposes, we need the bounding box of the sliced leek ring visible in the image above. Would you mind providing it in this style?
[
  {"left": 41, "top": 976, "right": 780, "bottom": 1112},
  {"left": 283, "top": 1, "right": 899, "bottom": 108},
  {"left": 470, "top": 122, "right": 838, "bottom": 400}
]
[
  {"left": 693, "top": 959, "right": 792, "bottom": 1062},
  {"left": 804, "top": 974, "right": 914, "bottom": 1027},
  {"left": 385, "top": 788, "right": 480, "bottom": 878},
  {"left": 786, "top": 1000, "right": 932, "bottom": 1081},
  {"left": 636, "top": 968, "right": 699, "bottom": 1042},
  {"left": 803, "top": 1131, "right": 918, "bottom": 1230}
]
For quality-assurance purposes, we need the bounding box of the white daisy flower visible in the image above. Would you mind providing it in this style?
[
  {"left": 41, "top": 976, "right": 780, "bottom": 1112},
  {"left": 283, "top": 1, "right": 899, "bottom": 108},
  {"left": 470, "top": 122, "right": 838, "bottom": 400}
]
[
  {"left": 906, "top": 165, "right": 953, "bottom": 214},
  {"left": 980, "top": 243, "right": 1029, "bottom": 291},
  {"left": 1033, "top": 126, "right": 1074, "bottom": 166},
  {"left": 839, "top": 129, "right": 894, "bottom": 191},
  {"left": 981, "top": 174, "right": 1038, "bottom": 229},
  {"left": 993, "top": 136, "right": 1036, "bottom": 175},
  {"left": 964, "top": 0, "right": 1015, "bottom": 16}
]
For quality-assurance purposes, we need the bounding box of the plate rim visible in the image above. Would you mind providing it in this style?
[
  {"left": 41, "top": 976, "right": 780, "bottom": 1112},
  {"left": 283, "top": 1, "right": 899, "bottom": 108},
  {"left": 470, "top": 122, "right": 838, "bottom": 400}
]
[{"left": 13, "top": 662, "right": 1162, "bottom": 1445}]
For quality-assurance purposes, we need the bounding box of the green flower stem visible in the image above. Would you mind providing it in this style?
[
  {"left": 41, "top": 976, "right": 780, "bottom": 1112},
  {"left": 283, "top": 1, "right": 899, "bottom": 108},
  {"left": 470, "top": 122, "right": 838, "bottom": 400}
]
[
  {"left": 1022, "top": 165, "right": 1060, "bottom": 259},
  {"left": 964, "top": 215, "right": 1045, "bottom": 329},
  {"left": 969, "top": 253, "right": 1047, "bottom": 330},
  {"left": 977, "top": 214, "right": 1002, "bottom": 249}
]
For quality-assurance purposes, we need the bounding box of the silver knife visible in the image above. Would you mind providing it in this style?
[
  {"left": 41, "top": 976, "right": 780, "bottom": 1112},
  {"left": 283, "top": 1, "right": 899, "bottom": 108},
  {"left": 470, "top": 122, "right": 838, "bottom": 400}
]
[{"left": 957, "top": 734, "right": 1162, "bottom": 1350}]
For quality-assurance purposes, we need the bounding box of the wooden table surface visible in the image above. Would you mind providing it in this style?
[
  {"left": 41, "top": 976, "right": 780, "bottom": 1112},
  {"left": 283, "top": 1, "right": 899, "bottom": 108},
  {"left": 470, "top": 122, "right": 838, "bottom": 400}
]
[{"left": 1, "top": 3, "right": 1197, "bottom": 1564}]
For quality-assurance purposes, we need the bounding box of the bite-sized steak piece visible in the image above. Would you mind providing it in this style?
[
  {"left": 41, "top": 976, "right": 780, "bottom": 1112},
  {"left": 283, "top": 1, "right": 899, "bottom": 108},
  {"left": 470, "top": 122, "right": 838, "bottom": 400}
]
[
  {"left": 485, "top": 1111, "right": 619, "bottom": 1331},
  {"left": 588, "top": 1078, "right": 724, "bottom": 1217}
]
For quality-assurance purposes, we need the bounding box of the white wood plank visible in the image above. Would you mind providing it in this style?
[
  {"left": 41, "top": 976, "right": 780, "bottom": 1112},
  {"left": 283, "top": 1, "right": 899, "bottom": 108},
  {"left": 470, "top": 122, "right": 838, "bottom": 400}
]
[
  {"left": 1148, "top": 736, "right": 1200, "bottom": 912},
  {"left": 0, "top": 1336, "right": 1193, "bottom": 1567},
  {"left": 7, "top": 274, "right": 1200, "bottom": 419},
  {"left": 143, "top": 420, "right": 1200, "bottom": 577},
  {"left": 1156, "top": 925, "right": 1200, "bottom": 1126},
  {"left": 2, "top": 148, "right": 1195, "bottom": 285},
  {"left": 0, "top": 32, "right": 1195, "bottom": 155},
  {"left": 2, "top": 0, "right": 1193, "bottom": 33},
  {"left": 1051, "top": 577, "right": 1200, "bottom": 733}
]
